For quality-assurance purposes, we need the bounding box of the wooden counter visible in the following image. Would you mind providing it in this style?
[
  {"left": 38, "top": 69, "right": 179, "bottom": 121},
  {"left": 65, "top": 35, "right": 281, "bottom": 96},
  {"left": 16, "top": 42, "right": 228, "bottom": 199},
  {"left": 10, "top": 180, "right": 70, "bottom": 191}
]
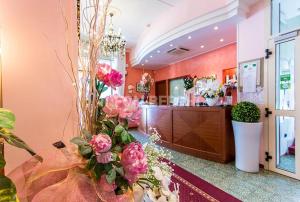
[{"left": 139, "top": 105, "right": 235, "bottom": 163}]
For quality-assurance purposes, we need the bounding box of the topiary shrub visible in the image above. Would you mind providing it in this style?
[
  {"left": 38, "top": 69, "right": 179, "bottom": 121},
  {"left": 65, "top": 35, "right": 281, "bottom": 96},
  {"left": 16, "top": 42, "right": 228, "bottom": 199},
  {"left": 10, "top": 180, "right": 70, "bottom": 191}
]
[{"left": 232, "top": 101, "right": 260, "bottom": 123}]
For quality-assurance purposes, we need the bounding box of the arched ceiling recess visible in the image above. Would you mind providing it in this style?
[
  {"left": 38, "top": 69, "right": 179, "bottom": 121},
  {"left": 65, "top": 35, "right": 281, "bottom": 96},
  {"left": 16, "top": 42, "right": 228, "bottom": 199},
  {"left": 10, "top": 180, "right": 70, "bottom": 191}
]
[{"left": 129, "top": 0, "right": 258, "bottom": 69}]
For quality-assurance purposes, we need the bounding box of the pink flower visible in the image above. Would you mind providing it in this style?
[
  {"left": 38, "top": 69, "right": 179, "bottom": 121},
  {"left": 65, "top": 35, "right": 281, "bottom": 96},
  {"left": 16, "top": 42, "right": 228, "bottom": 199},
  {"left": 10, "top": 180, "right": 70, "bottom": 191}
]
[
  {"left": 103, "top": 95, "right": 125, "bottom": 117},
  {"left": 89, "top": 134, "right": 112, "bottom": 155},
  {"left": 121, "top": 142, "right": 148, "bottom": 184},
  {"left": 97, "top": 152, "right": 113, "bottom": 164},
  {"left": 103, "top": 95, "right": 142, "bottom": 125},
  {"left": 103, "top": 69, "right": 123, "bottom": 89},
  {"left": 119, "top": 97, "right": 142, "bottom": 125},
  {"left": 97, "top": 63, "right": 112, "bottom": 80}
]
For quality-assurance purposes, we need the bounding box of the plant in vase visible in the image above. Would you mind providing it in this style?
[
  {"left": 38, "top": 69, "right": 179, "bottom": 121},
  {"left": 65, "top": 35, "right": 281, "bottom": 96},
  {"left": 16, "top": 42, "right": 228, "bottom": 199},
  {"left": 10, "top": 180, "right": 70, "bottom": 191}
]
[
  {"left": 232, "top": 101, "right": 262, "bottom": 172},
  {"left": 7, "top": 1, "right": 177, "bottom": 201},
  {"left": 183, "top": 76, "right": 194, "bottom": 90},
  {"left": 0, "top": 108, "right": 41, "bottom": 202},
  {"left": 200, "top": 80, "right": 224, "bottom": 106},
  {"left": 140, "top": 73, "right": 153, "bottom": 102}
]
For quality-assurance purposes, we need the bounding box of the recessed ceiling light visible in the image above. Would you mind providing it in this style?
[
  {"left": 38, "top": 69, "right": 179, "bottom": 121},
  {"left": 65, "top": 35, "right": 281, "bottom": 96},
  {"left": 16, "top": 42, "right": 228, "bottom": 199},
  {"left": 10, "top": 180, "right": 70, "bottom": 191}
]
[
  {"left": 220, "top": 38, "right": 224, "bottom": 42},
  {"left": 157, "top": 50, "right": 161, "bottom": 53},
  {"left": 201, "top": 45, "right": 205, "bottom": 48},
  {"left": 145, "top": 59, "right": 149, "bottom": 63},
  {"left": 169, "top": 44, "right": 173, "bottom": 47},
  {"left": 141, "top": 64, "right": 145, "bottom": 66},
  {"left": 214, "top": 26, "right": 219, "bottom": 30},
  {"left": 188, "top": 36, "right": 192, "bottom": 39},
  {"left": 150, "top": 55, "right": 153, "bottom": 58}
]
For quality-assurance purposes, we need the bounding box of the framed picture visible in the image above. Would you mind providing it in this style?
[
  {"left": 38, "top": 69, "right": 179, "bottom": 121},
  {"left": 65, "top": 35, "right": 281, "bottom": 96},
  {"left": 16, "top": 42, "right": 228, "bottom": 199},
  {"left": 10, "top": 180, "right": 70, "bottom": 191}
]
[{"left": 136, "top": 83, "right": 150, "bottom": 93}]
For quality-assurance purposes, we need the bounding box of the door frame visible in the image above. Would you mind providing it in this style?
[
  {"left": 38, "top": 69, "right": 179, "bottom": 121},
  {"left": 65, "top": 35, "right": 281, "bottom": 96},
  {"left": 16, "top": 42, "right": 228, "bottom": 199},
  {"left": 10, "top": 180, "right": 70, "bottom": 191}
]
[{"left": 265, "top": 0, "right": 300, "bottom": 179}]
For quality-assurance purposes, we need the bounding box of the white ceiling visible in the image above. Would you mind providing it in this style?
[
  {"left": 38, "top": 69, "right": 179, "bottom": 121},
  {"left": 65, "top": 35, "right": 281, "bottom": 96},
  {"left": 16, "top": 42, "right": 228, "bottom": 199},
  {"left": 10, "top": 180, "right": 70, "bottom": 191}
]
[
  {"left": 139, "top": 18, "right": 237, "bottom": 69},
  {"left": 109, "top": 0, "right": 181, "bottom": 49}
]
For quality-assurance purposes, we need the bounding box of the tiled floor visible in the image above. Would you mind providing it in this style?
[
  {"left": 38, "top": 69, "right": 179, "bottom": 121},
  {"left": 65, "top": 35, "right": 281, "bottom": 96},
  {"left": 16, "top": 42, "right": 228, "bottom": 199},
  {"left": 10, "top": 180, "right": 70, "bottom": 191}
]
[
  {"left": 278, "top": 154, "right": 295, "bottom": 173},
  {"left": 130, "top": 130, "right": 300, "bottom": 202}
]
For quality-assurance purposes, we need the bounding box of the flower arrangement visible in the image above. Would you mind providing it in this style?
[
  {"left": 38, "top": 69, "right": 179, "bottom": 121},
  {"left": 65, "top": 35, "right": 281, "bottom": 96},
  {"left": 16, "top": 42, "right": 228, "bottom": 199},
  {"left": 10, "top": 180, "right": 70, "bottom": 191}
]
[
  {"left": 183, "top": 76, "right": 194, "bottom": 90},
  {"left": 200, "top": 80, "right": 224, "bottom": 99},
  {"left": 140, "top": 72, "right": 153, "bottom": 89},
  {"left": 71, "top": 65, "right": 149, "bottom": 197},
  {"left": 68, "top": 60, "right": 176, "bottom": 200},
  {"left": 5, "top": 1, "right": 177, "bottom": 201}
]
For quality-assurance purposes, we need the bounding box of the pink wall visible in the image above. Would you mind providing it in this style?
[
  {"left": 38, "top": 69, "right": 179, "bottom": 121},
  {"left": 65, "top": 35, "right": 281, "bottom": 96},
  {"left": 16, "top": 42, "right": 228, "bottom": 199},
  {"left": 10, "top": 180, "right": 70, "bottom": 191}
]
[
  {"left": 0, "top": 0, "right": 78, "bottom": 172},
  {"left": 125, "top": 52, "right": 155, "bottom": 98},
  {"left": 153, "top": 44, "right": 237, "bottom": 82}
]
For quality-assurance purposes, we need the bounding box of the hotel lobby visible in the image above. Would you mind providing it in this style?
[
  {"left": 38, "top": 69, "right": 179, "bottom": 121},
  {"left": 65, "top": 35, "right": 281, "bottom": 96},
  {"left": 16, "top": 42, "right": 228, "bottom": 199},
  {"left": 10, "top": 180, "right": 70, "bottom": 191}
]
[{"left": 0, "top": 0, "right": 300, "bottom": 201}]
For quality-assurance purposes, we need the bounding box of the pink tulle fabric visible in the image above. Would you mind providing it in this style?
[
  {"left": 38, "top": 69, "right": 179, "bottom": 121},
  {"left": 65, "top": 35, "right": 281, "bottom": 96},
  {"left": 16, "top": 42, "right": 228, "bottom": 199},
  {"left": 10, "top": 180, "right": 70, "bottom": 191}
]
[{"left": 8, "top": 146, "right": 136, "bottom": 202}]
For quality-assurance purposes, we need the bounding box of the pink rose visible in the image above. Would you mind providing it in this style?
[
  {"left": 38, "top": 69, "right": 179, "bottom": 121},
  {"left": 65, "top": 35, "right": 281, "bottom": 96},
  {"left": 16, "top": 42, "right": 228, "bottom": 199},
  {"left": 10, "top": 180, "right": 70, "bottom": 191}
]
[
  {"left": 97, "top": 63, "right": 112, "bottom": 80},
  {"left": 97, "top": 152, "right": 113, "bottom": 164},
  {"left": 89, "top": 134, "right": 112, "bottom": 155},
  {"left": 121, "top": 142, "right": 148, "bottom": 184},
  {"left": 103, "top": 69, "right": 123, "bottom": 89},
  {"left": 103, "top": 95, "right": 142, "bottom": 125},
  {"left": 103, "top": 95, "right": 125, "bottom": 117},
  {"left": 119, "top": 97, "right": 142, "bottom": 125}
]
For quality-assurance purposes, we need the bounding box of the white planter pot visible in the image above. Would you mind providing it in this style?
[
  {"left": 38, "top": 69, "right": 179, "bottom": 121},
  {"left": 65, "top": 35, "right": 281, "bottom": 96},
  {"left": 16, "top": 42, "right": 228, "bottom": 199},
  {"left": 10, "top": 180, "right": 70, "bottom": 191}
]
[
  {"left": 232, "top": 121, "right": 263, "bottom": 173},
  {"left": 206, "top": 97, "right": 218, "bottom": 106}
]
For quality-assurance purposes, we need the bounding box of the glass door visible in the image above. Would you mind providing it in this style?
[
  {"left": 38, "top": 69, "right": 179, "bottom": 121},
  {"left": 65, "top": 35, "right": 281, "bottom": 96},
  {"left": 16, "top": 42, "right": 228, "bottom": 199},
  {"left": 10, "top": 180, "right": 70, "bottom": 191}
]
[{"left": 268, "top": 34, "right": 300, "bottom": 179}]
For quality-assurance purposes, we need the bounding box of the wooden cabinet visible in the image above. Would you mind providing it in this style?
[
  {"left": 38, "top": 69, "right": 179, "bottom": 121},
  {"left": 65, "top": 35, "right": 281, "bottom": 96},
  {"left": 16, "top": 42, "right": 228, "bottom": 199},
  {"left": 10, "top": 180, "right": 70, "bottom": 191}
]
[{"left": 139, "top": 105, "right": 235, "bottom": 163}]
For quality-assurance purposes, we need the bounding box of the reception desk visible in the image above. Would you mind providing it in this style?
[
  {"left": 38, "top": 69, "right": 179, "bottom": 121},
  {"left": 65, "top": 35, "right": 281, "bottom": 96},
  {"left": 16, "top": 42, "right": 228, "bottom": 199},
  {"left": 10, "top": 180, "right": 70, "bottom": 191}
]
[{"left": 139, "top": 105, "right": 235, "bottom": 163}]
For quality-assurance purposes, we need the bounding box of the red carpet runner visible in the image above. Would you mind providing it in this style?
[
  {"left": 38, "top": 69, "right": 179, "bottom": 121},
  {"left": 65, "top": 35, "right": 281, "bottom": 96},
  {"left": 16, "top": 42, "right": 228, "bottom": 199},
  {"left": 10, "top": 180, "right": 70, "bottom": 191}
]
[{"left": 169, "top": 161, "right": 241, "bottom": 202}]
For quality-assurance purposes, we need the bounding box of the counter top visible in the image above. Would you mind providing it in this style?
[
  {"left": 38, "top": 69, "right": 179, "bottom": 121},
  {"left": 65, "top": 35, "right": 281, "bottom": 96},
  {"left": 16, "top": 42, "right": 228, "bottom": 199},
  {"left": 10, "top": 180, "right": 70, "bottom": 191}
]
[{"left": 138, "top": 105, "right": 235, "bottom": 163}]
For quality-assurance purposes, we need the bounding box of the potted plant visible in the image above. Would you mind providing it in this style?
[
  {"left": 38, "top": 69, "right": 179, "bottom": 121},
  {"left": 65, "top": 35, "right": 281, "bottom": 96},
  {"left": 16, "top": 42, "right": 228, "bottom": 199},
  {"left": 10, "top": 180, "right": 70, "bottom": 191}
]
[
  {"left": 200, "top": 80, "right": 223, "bottom": 106},
  {"left": 232, "top": 101, "right": 262, "bottom": 172}
]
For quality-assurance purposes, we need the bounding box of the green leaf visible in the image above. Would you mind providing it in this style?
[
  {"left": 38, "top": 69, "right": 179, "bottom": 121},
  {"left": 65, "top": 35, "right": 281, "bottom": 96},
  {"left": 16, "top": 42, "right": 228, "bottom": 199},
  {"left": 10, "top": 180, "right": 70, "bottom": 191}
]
[
  {"left": 114, "top": 125, "right": 124, "bottom": 134},
  {"left": 115, "top": 166, "right": 124, "bottom": 176},
  {"left": 111, "top": 153, "right": 118, "bottom": 161},
  {"left": 112, "top": 145, "right": 122, "bottom": 153},
  {"left": 120, "top": 131, "right": 128, "bottom": 143},
  {"left": 70, "top": 137, "right": 88, "bottom": 146},
  {"left": 79, "top": 145, "right": 92, "bottom": 157},
  {"left": 0, "top": 108, "right": 15, "bottom": 129},
  {"left": 0, "top": 153, "right": 5, "bottom": 169},
  {"left": 128, "top": 133, "right": 136, "bottom": 143},
  {"left": 99, "top": 98, "right": 106, "bottom": 108},
  {"left": 0, "top": 175, "right": 17, "bottom": 202},
  {"left": 82, "top": 129, "right": 93, "bottom": 141},
  {"left": 103, "top": 119, "right": 116, "bottom": 129},
  {"left": 94, "top": 163, "right": 105, "bottom": 180},
  {"left": 106, "top": 169, "right": 116, "bottom": 184},
  {"left": 0, "top": 132, "right": 36, "bottom": 156},
  {"left": 86, "top": 155, "right": 97, "bottom": 170}
]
